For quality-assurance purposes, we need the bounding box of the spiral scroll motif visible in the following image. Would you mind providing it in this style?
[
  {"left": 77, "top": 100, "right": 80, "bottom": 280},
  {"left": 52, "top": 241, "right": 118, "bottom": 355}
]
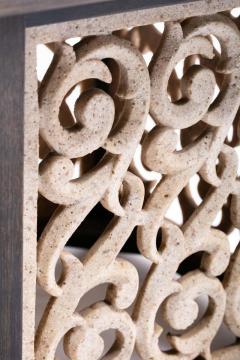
[{"left": 36, "top": 11, "right": 240, "bottom": 360}]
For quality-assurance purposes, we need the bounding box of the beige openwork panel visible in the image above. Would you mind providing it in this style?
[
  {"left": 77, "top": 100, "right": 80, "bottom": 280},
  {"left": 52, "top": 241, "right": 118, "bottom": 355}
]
[{"left": 34, "top": 6, "right": 240, "bottom": 360}]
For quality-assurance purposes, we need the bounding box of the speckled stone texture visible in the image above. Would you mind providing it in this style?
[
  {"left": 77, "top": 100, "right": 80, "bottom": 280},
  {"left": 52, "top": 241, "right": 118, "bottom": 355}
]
[{"left": 23, "top": 1, "right": 240, "bottom": 359}]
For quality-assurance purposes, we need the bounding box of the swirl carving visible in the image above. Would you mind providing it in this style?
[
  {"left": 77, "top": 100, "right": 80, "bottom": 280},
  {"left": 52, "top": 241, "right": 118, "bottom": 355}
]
[{"left": 35, "top": 10, "right": 240, "bottom": 360}]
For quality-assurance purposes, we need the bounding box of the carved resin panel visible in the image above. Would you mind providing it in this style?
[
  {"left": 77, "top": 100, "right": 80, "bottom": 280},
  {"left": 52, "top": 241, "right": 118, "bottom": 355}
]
[{"left": 33, "top": 7, "right": 240, "bottom": 360}]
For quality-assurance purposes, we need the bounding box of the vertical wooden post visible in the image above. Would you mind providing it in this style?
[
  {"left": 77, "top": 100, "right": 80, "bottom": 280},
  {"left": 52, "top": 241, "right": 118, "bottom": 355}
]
[{"left": 0, "top": 15, "right": 25, "bottom": 360}]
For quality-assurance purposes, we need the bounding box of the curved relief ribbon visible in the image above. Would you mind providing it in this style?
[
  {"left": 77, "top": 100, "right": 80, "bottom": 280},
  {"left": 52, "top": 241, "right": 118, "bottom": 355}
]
[
  {"left": 135, "top": 221, "right": 229, "bottom": 359},
  {"left": 39, "top": 35, "right": 150, "bottom": 216},
  {"left": 36, "top": 172, "right": 144, "bottom": 359}
]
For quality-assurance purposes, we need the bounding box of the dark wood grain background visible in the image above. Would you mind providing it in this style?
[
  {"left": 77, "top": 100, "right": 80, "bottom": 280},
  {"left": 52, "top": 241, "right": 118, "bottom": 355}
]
[
  {"left": 0, "top": 15, "right": 25, "bottom": 360},
  {"left": 0, "top": 0, "right": 112, "bottom": 17},
  {"left": 0, "top": 0, "right": 199, "bottom": 17},
  {"left": 1, "top": 0, "right": 199, "bottom": 24}
]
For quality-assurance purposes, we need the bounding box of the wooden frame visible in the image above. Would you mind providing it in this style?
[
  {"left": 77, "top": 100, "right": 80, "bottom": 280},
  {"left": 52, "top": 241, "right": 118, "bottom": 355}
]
[
  {"left": 0, "top": 1, "right": 240, "bottom": 359},
  {"left": 0, "top": 15, "right": 25, "bottom": 360}
]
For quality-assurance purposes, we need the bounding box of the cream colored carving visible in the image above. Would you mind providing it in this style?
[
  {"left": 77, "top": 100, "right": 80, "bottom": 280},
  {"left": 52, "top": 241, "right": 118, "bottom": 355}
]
[{"left": 35, "top": 10, "right": 240, "bottom": 360}]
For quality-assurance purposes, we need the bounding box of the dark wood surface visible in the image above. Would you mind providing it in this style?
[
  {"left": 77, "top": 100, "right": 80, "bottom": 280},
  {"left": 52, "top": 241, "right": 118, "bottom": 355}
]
[
  {"left": 24, "top": 0, "right": 200, "bottom": 27},
  {"left": 1, "top": 0, "right": 198, "bottom": 21},
  {"left": 0, "top": 15, "right": 25, "bottom": 360},
  {"left": 0, "top": 0, "right": 112, "bottom": 17}
]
